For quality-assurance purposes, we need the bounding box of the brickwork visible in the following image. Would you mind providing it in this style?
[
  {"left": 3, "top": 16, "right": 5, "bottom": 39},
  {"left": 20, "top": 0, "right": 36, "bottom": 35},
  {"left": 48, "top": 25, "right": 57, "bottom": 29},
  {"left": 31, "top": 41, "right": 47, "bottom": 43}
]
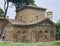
[
  {"left": 4, "top": 22, "right": 55, "bottom": 42},
  {"left": 4, "top": 6, "right": 55, "bottom": 42},
  {"left": 16, "top": 8, "right": 46, "bottom": 23}
]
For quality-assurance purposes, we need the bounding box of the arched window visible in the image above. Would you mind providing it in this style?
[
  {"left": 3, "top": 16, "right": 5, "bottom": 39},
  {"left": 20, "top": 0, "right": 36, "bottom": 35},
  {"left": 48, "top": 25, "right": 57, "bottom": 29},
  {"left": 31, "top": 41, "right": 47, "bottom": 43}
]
[
  {"left": 19, "top": 14, "right": 23, "bottom": 20},
  {"left": 35, "top": 14, "right": 38, "bottom": 20},
  {"left": 39, "top": 31, "right": 43, "bottom": 36},
  {"left": 22, "top": 31, "right": 26, "bottom": 34},
  {"left": 20, "top": 16, "right": 22, "bottom": 20},
  {"left": 17, "top": 31, "right": 21, "bottom": 33},
  {"left": 20, "top": 16, "right": 22, "bottom": 18},
  {"left": 39, "top": 31, "right": 43, "bottom": 34},
  {"left": 50, "top": 31, "right": 54, "bottom": 35},
  {"left": 45, "top": 30, "right": 48, "bottom": 34},
  {"left": 31, "top": 31, "right": 35, "bottom": 36},
  {"left": 36, "top": 16, "right": 38, "bottom": 20}
]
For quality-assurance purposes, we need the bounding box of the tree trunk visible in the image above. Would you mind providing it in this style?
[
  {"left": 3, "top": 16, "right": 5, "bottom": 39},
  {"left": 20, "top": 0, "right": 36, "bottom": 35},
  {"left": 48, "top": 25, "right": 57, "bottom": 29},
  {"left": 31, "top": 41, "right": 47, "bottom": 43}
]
[{"left": 1, "top": 0, "right": 9, "bottom": 39}]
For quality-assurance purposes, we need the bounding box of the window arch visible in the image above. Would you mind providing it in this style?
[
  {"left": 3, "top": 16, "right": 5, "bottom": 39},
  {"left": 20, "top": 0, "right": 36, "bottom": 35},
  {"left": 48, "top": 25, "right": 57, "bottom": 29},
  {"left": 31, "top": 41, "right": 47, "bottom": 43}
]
[
  {"left": 22, "top": 31, "right": 26, "bottom": 34},
  {"left": 31, "top": 30, "right": 36, "bottom": 35},
  {"left": 45, "top": 30, "right": 48, "bottom": 34},
  {"left": 17, "top": 31, "right": 21, "bottom": 33},
  {"left": 39, "top": 31, "right": 43, "bottom": 34},
  {"left": 19, "top": 14, "right": 23, "bottom": 20}
]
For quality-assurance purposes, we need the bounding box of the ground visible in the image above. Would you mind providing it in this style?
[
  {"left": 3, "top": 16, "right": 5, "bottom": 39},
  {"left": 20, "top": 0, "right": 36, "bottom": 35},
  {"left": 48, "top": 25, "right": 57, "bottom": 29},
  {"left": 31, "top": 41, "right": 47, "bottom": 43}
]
[{"left": 0, "top": 41, "right": 60, "bottom": 46}]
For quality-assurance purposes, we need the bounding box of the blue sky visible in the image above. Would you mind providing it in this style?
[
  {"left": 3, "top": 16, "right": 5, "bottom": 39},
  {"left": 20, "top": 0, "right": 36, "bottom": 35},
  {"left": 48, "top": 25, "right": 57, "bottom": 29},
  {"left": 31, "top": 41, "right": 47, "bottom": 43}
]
[{"left": 0, "top": 0, "right": 60, "bottom": 23}]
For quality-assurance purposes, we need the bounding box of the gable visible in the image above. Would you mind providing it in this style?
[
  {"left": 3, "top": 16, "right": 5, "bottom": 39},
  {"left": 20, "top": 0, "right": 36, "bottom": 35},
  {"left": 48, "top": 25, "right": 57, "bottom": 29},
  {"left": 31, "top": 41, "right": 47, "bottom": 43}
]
[
  {"left": 40, "top": 21, "right": 52, "bottom": 26},
  {"left": 5, "top": 19, "right": 13, "bottom": 27},
  {"left": 6, "top": 22, "right": 12, "bottom": 27},
  {"left": 39, "top": 19, "right": 54, "bottom": 26}
]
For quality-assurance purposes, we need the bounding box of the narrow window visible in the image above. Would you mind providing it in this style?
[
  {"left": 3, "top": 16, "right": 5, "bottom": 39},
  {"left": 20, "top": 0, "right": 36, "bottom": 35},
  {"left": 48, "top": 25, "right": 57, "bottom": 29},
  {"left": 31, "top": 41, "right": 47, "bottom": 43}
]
[
  {"left": 39, "top": 31, "right": 43, "bottom": 38},
  {"left": 39, "top": 31, "right": 43, "bottom": 34},
  {"left": 45, "top": 35, "right": 47, "bottom": 39},
  {"left": 36, "top": 16, "right": 38, "bottom": 20},
  {"left": 20, "top": 16, "right": 22, "bottom": 19},
  {"left": 19, "top": 16, "right": 23, "bottom": 20},
  {"left": 45, "top": 30, "right": 48, "bottom": 34}
]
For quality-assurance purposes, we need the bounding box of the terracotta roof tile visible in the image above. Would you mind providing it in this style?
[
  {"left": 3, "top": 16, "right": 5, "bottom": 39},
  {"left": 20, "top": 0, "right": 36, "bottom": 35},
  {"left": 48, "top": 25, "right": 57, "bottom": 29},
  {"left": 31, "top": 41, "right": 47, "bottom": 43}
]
[{"left": 7, "top": 18, "right": 54, "bottom": 26}]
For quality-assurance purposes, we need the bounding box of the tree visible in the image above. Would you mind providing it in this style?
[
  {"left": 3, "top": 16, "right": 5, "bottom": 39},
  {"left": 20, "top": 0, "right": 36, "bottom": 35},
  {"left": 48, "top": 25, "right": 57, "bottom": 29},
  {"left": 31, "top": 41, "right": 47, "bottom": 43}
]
[
  {"left": 0, "top": 8, "right": 4, "bottom": 17},
  {"left": 1, "top": 0, "right": 9, "bottom": 37},
  {"left": 8, "top": 0, "right": 35, "bottom": 9},
  {"left": 55, "top": 20, "right": 60, "bottom": 36}
]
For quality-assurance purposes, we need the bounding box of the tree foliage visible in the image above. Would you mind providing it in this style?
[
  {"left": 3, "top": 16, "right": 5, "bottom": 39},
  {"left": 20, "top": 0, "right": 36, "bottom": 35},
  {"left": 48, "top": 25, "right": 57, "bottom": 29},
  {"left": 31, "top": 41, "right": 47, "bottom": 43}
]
[
  {"left": 55, "top": 20, "right": 60, "bottom": 36},
  {"left": 8, "top": 0, "right": 35, "bottom": 9},
  {"left": 8, "top": 0, "right": 35, "bottom": 4},
  {"left": 0, "top": 8, "right": 4, "bottom": 17}
]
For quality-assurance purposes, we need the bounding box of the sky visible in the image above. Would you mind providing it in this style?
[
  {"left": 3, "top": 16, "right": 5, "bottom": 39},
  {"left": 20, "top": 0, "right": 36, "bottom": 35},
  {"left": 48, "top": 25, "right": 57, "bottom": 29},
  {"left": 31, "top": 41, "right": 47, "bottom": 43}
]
[{"left": 0, "top": 0, "right": 60, "bottom": 23}]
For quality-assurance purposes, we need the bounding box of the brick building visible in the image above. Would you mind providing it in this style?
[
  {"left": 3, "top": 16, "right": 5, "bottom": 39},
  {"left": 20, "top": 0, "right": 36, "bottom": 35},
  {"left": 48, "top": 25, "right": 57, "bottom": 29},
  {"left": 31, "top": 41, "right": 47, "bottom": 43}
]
[{"left": 4, "top": 5, "right": 55, "bottom": 42}]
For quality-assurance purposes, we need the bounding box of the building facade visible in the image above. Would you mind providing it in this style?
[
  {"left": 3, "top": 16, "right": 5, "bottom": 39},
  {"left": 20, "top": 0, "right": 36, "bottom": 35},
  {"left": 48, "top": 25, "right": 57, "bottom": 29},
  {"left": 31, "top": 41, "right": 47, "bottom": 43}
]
[{"left": 4, "top": 5, "right": 55, "bottom": 42}]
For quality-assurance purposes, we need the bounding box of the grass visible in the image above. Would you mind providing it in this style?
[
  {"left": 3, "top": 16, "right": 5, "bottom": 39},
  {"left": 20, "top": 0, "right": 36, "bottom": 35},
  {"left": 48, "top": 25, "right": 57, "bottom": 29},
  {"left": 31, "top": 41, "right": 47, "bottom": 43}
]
[{"left": 0, "top": 41, "right": 60, "bottom": 46}]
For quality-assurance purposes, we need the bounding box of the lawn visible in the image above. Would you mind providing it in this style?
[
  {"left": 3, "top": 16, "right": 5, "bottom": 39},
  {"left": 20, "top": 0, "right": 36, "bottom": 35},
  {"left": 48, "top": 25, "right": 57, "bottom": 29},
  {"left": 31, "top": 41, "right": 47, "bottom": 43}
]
[{"left": 0, "top": 41, "right": 60, "bottom": 46}]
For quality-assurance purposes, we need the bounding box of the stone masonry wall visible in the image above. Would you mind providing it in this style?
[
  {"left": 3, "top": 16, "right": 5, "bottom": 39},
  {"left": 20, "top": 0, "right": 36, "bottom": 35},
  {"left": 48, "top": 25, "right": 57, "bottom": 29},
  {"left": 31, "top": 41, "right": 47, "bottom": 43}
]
[
  {"left": 16, "top": 8, "right": 45, "bottom": 23},
  {"left": 10, "top": 25, "right": 55, "bottom": 42}
]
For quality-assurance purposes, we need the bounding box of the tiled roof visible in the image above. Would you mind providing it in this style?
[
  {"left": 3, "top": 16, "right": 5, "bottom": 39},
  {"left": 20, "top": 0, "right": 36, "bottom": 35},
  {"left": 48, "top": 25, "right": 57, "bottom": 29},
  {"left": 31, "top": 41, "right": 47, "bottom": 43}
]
[
  {"left": 27, "top": 5, "right": 46, "bottom": 10},
  {"left": 7, "top": 18, "right": 54, "bottom": 26},
  {"left": 7, "top": 19, "right": 26, "bottom": 25}
]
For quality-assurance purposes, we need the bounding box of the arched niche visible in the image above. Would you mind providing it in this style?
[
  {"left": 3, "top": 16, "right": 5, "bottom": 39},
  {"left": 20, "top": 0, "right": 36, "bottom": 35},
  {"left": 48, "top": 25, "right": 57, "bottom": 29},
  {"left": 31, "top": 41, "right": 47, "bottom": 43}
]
[
  {"left": 16, "top": 31, "right": 21, "bottom": 42},
  {"left": 30, "top": 30, "right": 38, "bottom": 42},
  {"left": 38, "top": 30, "right": 43, "bottom": 42}
]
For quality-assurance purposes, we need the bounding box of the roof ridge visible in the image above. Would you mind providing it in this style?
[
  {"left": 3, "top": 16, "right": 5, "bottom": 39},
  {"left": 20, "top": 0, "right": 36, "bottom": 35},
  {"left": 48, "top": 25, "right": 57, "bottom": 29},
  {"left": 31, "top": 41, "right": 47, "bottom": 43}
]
[{"left": 16, "top": 5, "right": 47, "bottom": 12}]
